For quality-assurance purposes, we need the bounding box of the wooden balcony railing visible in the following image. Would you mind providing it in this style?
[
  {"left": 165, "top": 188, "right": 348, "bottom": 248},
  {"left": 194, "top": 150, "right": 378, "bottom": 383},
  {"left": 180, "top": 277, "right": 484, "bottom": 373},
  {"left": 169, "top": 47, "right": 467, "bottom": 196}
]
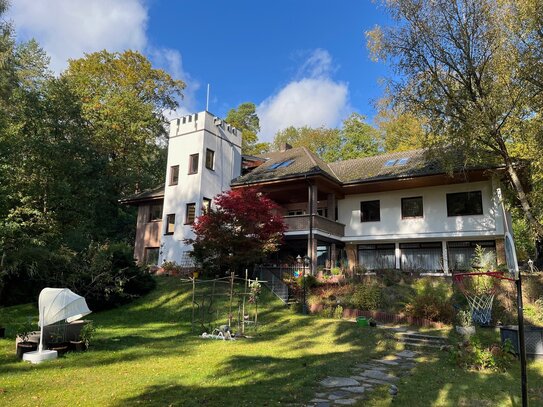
[{"left": 283, "top": 214, "right": 345, "bottom": 237}]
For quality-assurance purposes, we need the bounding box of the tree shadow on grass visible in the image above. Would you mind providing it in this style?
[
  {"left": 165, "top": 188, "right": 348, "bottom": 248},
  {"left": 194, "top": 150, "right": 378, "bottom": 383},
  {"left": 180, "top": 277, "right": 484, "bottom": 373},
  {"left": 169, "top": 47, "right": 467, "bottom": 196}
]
[{"left": 380, "top": 327, "right": 543, "bottom": 406}]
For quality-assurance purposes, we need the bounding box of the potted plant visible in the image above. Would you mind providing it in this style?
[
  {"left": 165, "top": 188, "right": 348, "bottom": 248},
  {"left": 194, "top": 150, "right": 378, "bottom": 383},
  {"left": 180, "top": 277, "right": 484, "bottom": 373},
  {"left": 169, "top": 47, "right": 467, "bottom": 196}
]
[
  {"left": 47, "top": 324, "right": 69, "bottom": 355},
  {"left": 79, "top": 321, "right": 96, "bottom": 351},
  {"left": 69, "top": 321, "right": 93, "bottom": 352},
  {"left": 16, "top": 320, "right": 38, "bottom": 359},
  {"left": 455, "top": 309, "right": 476, "bottom": 337}
]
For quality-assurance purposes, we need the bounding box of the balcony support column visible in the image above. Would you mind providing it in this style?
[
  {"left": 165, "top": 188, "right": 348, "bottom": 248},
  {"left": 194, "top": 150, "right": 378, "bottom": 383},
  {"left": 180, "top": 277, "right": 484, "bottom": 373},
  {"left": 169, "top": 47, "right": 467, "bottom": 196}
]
[
  {"left": 307, "top": 182, "right": 318, "bottom": 275},
  {"left": 327, "top": 193, "right": 336, "bottom": 220}
]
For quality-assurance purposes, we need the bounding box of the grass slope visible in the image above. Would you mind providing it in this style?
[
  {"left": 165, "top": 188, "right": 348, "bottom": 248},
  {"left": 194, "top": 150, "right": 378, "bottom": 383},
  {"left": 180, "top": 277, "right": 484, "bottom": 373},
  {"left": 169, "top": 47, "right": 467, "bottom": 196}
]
[{"left": 0, "top": 277, "right": 542, "bottom": 406}]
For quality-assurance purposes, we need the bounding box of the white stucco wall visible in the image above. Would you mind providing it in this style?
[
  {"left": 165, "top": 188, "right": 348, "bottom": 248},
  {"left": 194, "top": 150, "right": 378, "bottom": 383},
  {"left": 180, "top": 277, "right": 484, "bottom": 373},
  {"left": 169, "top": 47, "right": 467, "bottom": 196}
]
[
  {"left": 159, "top": 111, "right": 242, "bottom": 264},
  {"left": 339, "top": 179, "right": 504, "bottom": 243}
]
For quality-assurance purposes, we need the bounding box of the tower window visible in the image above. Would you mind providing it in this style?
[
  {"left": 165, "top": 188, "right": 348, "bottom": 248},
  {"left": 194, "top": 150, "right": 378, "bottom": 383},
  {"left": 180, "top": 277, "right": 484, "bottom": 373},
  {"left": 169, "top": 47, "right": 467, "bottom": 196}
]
[
  {"left": 189, "top": 154, "right": 199, "bottom": 174},
  {"left": 169, "top": 165, "right": 179, "bottom": 185},
  {"left": 205, "top": 149, "right": 215, "bottom": 170}
]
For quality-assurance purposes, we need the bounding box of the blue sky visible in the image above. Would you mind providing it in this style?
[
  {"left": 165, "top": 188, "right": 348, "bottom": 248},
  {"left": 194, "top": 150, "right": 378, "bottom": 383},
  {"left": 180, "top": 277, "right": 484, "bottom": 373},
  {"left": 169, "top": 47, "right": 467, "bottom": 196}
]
[{"left": 9, "top": 0, "right": 392, "bottom": 142}]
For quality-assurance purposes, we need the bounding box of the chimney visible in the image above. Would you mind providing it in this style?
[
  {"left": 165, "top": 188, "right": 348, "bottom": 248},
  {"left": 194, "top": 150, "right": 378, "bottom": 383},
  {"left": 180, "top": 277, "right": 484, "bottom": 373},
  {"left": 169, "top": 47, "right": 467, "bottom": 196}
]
[{"left": 280, "top": 143, "right": 292, "bottom": 152}]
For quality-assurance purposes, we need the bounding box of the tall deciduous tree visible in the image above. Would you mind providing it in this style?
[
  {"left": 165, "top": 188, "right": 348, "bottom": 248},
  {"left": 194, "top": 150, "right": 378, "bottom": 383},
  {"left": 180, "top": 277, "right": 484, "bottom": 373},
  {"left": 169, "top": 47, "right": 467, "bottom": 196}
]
[
  {"left": 376, "top": 106, "right": 425, "bottom": 152},
  {"left": 225, "top": 102, "right": 269, "bottom": 155},
  {"left": 272, "top": 114, "right": 379, "bottom": 162},
  {"left": 63, "top": 50, "right": 185, "bottom": 195},
  {"left": 186, "top": 188, "right": 286, "bottom": 274},
  {"left": 273, "top": 125, "right": 341, "bottom": 161},
  {"left": 367, "top": 0, "right": 543, "bottom": 241},
  {"left": 340, "top": 113, "right": 379, "bottom": 159}
]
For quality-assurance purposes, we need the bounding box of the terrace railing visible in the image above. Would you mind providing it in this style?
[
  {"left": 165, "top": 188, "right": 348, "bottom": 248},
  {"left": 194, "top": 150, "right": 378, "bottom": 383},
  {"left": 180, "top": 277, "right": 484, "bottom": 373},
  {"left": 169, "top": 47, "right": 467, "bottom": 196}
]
[{"left": 283, "top": 214, "right": 345, "bottom": 237}]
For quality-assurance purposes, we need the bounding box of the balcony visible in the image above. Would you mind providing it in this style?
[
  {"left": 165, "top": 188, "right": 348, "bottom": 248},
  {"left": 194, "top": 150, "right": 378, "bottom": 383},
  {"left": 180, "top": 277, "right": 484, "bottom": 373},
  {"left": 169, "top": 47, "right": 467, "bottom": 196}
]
[{"left": 283, "top": 214, "right": 345, "bottom": 237}]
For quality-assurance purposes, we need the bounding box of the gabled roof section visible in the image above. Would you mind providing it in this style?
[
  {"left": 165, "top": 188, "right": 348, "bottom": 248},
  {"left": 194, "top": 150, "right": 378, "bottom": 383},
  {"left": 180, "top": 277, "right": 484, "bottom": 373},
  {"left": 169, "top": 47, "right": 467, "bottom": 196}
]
[
  {"left": 232, "top": 147, "right": 338, "bottom": 185},
  {"left": 120, "top": 185, "right": 164, "bottom": 205},
  {"left": 232, "top": 147, "right": 501, "bottom": 187},
  {"left": 329, "top": 149, "right": 440, "bottom": 183}
]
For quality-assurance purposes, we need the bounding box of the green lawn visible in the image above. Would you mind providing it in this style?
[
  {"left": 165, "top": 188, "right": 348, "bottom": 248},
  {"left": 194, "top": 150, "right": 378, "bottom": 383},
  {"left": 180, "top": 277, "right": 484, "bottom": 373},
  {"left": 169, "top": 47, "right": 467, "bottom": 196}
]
[{"left": 1, "top": 277, "right": 542, "bottom": 406}]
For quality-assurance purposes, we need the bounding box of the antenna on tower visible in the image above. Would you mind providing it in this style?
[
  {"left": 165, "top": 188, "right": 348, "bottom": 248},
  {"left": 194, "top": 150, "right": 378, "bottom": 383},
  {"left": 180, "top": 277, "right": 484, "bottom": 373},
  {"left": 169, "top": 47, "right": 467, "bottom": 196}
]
[{"left": 206, "top": 83, "right": 210, "bottom": 111}]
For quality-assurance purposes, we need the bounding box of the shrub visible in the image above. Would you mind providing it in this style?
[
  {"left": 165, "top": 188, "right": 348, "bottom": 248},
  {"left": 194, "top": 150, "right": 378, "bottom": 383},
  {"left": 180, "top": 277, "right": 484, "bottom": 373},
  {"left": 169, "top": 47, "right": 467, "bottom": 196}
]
[
  {"left": 320, "top": 306, "right": 334, "bottom": 318},
  {"left": 404, "top": 278, "right": 453, "bottom": 323},
  {"left": 456, "top": 309, "right": 473, "bottom": 327},
  {"left": 0, "top": 241, "right": 156, "bottom": 311},
  {"left": 331, "top": 267, "right": 341, "bottom": 276},
  {"left": 350, "top": 281, "right": 382, "bottom": 310},
  {"left": 450, "top": 336, "right": 514, "bottom": 372},
  {"left": 333, "top": 305, "right": 344, "bottom": 319}
]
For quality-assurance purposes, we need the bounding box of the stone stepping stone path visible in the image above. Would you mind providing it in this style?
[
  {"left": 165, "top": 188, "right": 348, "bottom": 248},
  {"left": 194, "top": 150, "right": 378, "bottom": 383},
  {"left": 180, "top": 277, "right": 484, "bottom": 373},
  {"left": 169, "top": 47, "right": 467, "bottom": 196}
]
[{"left": 307, "top": 349, "right": 420, "bottom": 406}]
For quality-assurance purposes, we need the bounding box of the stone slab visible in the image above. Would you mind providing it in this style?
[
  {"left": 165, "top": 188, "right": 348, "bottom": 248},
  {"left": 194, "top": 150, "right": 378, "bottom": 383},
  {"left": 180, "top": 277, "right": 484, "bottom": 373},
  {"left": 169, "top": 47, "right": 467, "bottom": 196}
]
[
  {"left": 320, "top": 377, "right": 360, "bottom": 388},
  {"left": 341, "top": 386, "right": 366, "bottom": 394},
  {"left": 328, "top": 390, "right": 351, "bottom": 400},
  {"left": 334, "top": 399, "right": 357, "bottom": 405},
  {"left": 374, "top": 359, "right": 399, "bottom": 366},
  {"left": 361, "top": 369, "right": 399, "bottom": 383},
  {"left": 396, "top": 350, "right": 418, "bottom": 358}
]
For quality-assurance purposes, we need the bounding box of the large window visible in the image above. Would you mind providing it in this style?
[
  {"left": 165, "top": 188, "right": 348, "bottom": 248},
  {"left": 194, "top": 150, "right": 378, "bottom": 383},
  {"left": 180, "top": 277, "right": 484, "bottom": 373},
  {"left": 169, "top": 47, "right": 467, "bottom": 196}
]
[
  {"left": 148, "top": 203, "right": 163, "bottom": 222},
  {"left": 169, "top": 165, "right": 179, "bottom": 185},
  {"left": 144, "top": 247, "right": 159, "bottom": 265},
  {"left": 402, "top": 196, "right": 423, "bottom": 218},
  {"left": 165, "top": 214, "right": 175, "bottom": 235},
  {"left": 358, "top": 244, "right": 395, "bottom": 270},
  {"left": 185, "top": 203, "right": 196, "bottom": 224},
  {"left": 189, "top": 154, "right": 199, "bottom": 174},
  {"left": 202, "top": 198, "right": 211, "bottom": 214},
  {"left": 205, "top": 149, "right": 215, "bottom": 170},
  {"left": 448, "top": 240, "right": 496, "bottom": 271},
  {"left": 400, "top": 242, "right": 442, "bottom": 271},
  {"left": 447, "top": 191, "right": 483, "bottom": 216},
  {"left": 360, "top": 200, "right": 380, "bottom": 222}
]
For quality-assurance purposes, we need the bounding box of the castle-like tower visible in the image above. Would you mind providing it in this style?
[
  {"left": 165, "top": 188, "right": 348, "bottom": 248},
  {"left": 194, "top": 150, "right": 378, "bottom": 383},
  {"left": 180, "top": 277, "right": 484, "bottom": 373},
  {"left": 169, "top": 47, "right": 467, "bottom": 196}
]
[{"left": 159, "top": 111, "right": 242, "bottom": 265}]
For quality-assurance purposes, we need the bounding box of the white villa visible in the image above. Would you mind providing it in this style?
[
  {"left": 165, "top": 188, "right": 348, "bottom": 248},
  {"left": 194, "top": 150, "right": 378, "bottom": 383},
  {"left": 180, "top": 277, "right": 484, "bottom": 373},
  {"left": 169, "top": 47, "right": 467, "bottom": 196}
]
[{"left": 123, "top": 111, "right": 507, "bottom": 274}]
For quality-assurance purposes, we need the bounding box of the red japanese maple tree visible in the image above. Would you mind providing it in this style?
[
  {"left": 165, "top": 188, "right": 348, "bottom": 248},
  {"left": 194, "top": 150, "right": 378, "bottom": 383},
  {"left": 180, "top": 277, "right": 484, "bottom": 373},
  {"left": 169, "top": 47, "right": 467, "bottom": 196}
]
[{"left": 186, "top": 188, "right": 286, "bottom": 274}]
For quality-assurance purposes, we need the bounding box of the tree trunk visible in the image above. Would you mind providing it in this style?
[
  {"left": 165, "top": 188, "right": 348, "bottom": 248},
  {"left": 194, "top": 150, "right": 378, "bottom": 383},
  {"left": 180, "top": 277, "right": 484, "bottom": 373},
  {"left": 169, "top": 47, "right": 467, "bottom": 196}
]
[{"left": 504, "top": 160, "right": 543, "bottom": 238}]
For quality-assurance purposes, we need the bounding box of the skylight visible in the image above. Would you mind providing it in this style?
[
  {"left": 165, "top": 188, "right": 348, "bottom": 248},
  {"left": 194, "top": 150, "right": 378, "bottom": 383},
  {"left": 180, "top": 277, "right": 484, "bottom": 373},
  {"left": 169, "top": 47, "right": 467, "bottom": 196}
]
[
  {"left": 384, "top": 159, "right": 397, "bottom": 167},
  {"left": 268, "top": 159, "right": 295, "bottom": 171},
  {"left": 396, "top": 157, "right": 410, "bottom": 165}
]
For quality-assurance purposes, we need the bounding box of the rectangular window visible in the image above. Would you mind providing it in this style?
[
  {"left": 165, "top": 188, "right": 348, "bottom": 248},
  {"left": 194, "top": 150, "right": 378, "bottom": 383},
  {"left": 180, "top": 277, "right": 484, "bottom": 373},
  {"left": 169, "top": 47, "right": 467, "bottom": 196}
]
[
  {"left": 189, "top": 154, "right": 199, "bottom": 174},
  {"left": 169, "top": 165, "right": 179, "bottom": 185},
  {"left": 317, "top": 208, "right": 328, "bottom": 218},
  {"left": 148, "top": 203, "right": 163, "bottom": 222},
  {"left": 360, "top": 200, "right": 380, "bottom": 222},
  {"left": 400, "top": 242, "right": 442, "bottom": 271},
  {"left": 205, "top": 149, "right": 215, "bottom": 170},
  {"left": 402, "top": 196, "right": 423, "bottom": 218},
  {"left": 202, "top": 198, "right": 211, "bottom": 214},
  {"left": 448, "top": 240, "right": 496, "bottom": 271},
  {"left": 446, "top": 191, "right": 483, "bottom": 216},
  {"left": 358, "top": 244, "right": 395, "bottom": 270},
  {"left": 185, "top": 203, "right": 196, "bottom": 224},
  {"left": 144, "top": 247, "right": 159, "bottom": 265},
  {"left": 165, "top": 214, "right": 175, "bottom": 235},
  {"left": 287, "top": 210, "right": 304, "bottom": 216}
]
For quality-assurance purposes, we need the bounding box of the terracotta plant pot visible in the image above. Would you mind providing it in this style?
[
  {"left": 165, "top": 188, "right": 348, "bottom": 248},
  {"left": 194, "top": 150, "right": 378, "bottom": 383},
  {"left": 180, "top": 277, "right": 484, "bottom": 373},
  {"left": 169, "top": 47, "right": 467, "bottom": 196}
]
[
  {"left": 69, "top": 341, "right": 87, "bottom": 352},
  {"left": 456, "top": 325, "right": 476, "bottom": 337},
  {"left": 16, "top": 342, "right": 38, "bottom": 359},
  {"left": 48, "top": 342, "right": 70, "bottom": 356}
]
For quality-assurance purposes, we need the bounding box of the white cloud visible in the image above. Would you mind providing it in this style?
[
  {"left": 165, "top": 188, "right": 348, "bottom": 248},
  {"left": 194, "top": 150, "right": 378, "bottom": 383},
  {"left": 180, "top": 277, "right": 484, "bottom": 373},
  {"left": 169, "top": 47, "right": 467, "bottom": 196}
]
[
  {"left": 258, "top": 49, "right": 350, "bottom": 142},
  {"left": 149, "top": 48, "right": 201, "bottom": 119},
  {"left": 8, "top": 0, "right": 197, "bottom": 120},
  {"left": 8, "top": 0, "right": 148, "bottom": 73}
]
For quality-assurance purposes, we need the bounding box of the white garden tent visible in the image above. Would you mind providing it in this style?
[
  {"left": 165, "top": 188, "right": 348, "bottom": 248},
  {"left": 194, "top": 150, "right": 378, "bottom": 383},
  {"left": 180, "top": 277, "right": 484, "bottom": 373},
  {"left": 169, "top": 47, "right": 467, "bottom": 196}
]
[
  {"left": 38, "top": 288, "right": 92, "bottom": 328},
  {"left": 23, "top": 288, "right": 91, "bottom": 364}
]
